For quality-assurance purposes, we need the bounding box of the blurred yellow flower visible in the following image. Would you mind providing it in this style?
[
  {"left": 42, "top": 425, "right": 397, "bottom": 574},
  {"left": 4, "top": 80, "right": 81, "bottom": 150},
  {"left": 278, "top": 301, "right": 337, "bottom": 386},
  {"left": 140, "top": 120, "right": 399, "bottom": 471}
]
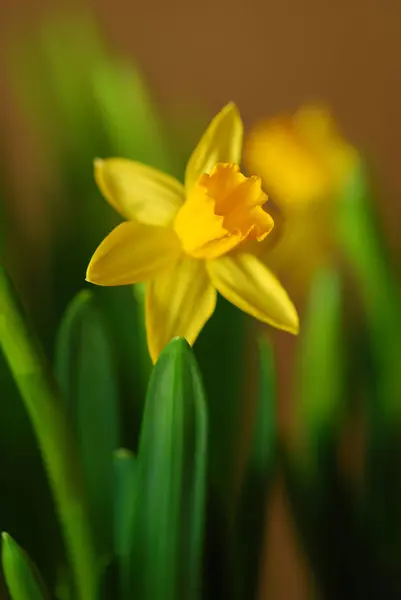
[
  {"left": 87, "top": 103, "right": 299, "bottom": 362},
  {"left": 244, "top": 106, "right": 360, "bottom": 297}
]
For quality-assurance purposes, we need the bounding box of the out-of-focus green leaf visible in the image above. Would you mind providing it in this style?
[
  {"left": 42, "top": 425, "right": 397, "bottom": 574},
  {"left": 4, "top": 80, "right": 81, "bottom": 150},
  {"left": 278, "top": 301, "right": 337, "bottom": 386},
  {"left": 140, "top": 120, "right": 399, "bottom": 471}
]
[
  {"left": 0, "top": 266, "right": 98, "bottom": 600},
  {"left": 196, "top": 298, "right": 248, "bottom": 503},
  {"left": 251, "top": 338, "right": 277, "bottom": 472},
  {"left": 127, "top": 337, "right": 207, "bottom": 600},
  {"left": 195, "top": 299, "right": 248, "bottom": 599},
  {"left": 339, "top": 167, "right": 401, "bottom": 568},
  {"left": 283, "top": 267, "right": 352, "bottom": 600},
  {"left": 2, "top": 533, "right": 49, "bottom": 600},
  {"left": 0, "top": 348, "right": 62, "bottom": 590},
  {"left": 164, "top": 104, "right": 210, "bottom": 182},
  {"left": 55, "top": 565, "right": 74, "bottom": 600},
  {"left": 337, "top": 164, "right": 401, "bottom": 420},
  {"left": 114, "top": 449, "right": 136, "bottom": 561},
  {"left": 95, "top": 284, "right": 151, "bottom": 444},
  {"left": 55, "top": 290, "right": 120, "bottom": 559},
  {"left": 8, "top": 10, "right": 116, "bottom": 352},
  {"left": 295, "top": 268, "right": 344, "bottom": 463},
  {"left": 92, "top": 59, "right": 179, "bottom": 176},
  {"left": 9, "top": 9, "right": 108, "bottom": 161},
  {"left": 234, "top": 337, "right": 277, "bottom": 599}
]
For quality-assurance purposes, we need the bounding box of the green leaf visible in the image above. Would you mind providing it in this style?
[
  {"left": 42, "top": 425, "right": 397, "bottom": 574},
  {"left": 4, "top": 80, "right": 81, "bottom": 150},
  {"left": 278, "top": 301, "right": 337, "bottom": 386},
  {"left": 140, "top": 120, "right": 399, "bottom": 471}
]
[
  {"left": 94, "top": 284, "right": 151, "bottom": 443},
  {"left": 338, "top": 166, "right": 401, "bottom": 561},
  {"left": 195, "top": 297, "right": 248, "bottom": 504},
  {"left": 283, "top": 267, "right": 351, "bottom": 599},
  {"left": 9, "top": 10, "right": 108, "bottom": 161},
  {"left": 294, "top": 267, "right": 344, "bottom": 464},
  {"left": 114, "top": 449, "right": 136, "bottom": 561},
  {"left": 2, "top": 533, "right": 49, "bottom": 600},
  {"left": 92, "top": 59, "right": 179, "bottom": 176},
  {"left": 250, "top": 338, "right": 277, "bottom": 472},
  {"left": 0, "top": 266, "right": 98, "bottom": 600},
  {"left": 55, "top": 290, "right": 120, "bottom": 559},
  {"left": 337, "top": 164, "right": 401, "bottom": 420},
  {"left": 234, "top": 337, "right": 277, "bottom": 599},
  {"left": 128, "top": 337, "right": 207, "bottom": 600},
  {"left": 195, "top": 299, "right": 248, "bottom": 599}
]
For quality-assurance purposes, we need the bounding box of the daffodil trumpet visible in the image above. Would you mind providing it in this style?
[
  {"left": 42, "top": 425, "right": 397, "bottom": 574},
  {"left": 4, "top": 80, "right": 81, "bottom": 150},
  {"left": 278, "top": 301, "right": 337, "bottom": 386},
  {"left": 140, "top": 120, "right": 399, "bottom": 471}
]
[{"left": 87, "top": 103, "right": 299, "bottom": 362}]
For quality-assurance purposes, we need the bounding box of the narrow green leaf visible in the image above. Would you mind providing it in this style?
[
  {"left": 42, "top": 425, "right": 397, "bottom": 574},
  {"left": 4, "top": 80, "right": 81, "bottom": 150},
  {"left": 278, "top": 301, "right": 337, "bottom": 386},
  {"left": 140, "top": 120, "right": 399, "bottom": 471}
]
[
  {"left": 129, "top": 337, "right": 207, "bottom": 600},
  {"left": 195, "top": 299, "right": 248, "bottom": 599},
  {"left": 294, "top": 267, "right": 344, "bottom": 463},
  {"left": 114, "top": 449, "right": 136, "bottom": 561},
  {"left": 196, "top": 297, "right": 248, "bottom": 504},
  {"left": 9, "top": 10, "right": 107, "bottom": 162},
  {"left": 234, "top": 337, "right": 277, "bottom": 599},
  {"left": 0, "top": 266, "right": 98, "bottom": 600},
  {"left": 337, "top": 165, "right": 401, "bottom": 421},
  {"left": 338, "top": 166, "right": 401, "bottom": 558},
  {"left": 2, "top": 533, "right": 48, "bottom": 600},
  {"left": 55, "top": 290, "right": 120, "bottom": 559},
  {"left": 251, "top": 338, "right": 277, "bottom": 472},
  {"left": 92, "top": 59, "right": 179, "bottom": 176},
  {"left": 283, "top": 267, "right": 350, "bottom": 598},
  {"left": 95, "top": 284, "right": 151, "bottom": 443},
  {"left": 165, "top": 105, "right": 210, "bottom": 182}
]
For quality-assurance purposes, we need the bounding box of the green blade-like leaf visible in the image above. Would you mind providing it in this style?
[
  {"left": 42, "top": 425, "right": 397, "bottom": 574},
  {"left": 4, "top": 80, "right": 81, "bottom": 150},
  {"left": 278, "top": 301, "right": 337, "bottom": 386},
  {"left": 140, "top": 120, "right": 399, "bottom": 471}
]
[
  {"left": 0, "top": 266, "right": 98, "bottom": 600},
  {"left": 234, "top": 337, "right": 277, "bottom": 599},
  {"left": 92, "top": 59, "right": 179, "bottom": 176},
  {"left": 295, "top": 268, "right": 344, "bottom": 461},
  {"left": 95, "top": 284, "right": 151, "bottom": 443},
  {"left": 283, "top": 267, "right": 352, "bottom": 599},
  {"left": 337, "top": 164, "right": 401, "bottom": 420},
  {"left": 2, "top": 533, "right": 49, "bottom": 600},
  {"left": 338, "top": 166, "right": 401, "bottom": 566},
  {"left": 250, "top": 338, "right": 277, "bottom": 474},
  {"left": 196, "top": 298, "right": 248, "bottom": 503},
  {"left": 10, "top": 10, "right": 108, "bottom": 161},
  {"left": 128, "top": 337, "right": 207, "bottom": 600},
  {"left": 114, "top": 448, "right": 136, "bottom": 561},
  {"left": 55, "top": 290, "right": 120, "bottom": 559},
  {"left": 195, "top": 299, "right": 248, "bottom": 599}
]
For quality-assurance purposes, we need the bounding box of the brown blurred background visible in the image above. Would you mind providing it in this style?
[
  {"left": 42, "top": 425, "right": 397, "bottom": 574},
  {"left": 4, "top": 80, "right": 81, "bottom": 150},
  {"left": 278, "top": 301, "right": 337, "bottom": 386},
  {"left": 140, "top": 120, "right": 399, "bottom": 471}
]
[
  {"left": 1, "top": 0, "right": 401, "bottom": 221},
  {"left": 0, "top": 0, "right": 400, "bottom": 598}
]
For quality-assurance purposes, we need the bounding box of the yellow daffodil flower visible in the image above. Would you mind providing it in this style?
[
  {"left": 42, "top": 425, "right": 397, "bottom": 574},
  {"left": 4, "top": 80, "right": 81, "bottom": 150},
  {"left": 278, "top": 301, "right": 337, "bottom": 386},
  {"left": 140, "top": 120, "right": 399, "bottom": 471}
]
[
  {"left": 245, "top": 105, "right": 358, "bottom": 209},
  {"left": 86, "top": 103, "right": 299, "bottom": 362},
  {"left": 244, "top": 105, "right": 360, "bottom": 298}
]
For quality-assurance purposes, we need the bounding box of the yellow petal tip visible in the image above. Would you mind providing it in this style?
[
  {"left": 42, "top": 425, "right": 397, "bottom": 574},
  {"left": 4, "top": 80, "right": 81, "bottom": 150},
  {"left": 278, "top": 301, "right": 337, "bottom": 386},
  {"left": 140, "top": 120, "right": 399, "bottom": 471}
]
[
  {"left": 220, "top": 101, "right": 241, "bottom": 123},
  {"left": 282, "top": 306, "right": 300, "bottom": 335},
  {"left": 93, "top": 158, "right": 104, "bottom": 178},
  {"left": 225, "top": 100, "right": 238, "bottom": 108},
  {"left": 85, "top": 264, "right": 95, "bottom": 285}
]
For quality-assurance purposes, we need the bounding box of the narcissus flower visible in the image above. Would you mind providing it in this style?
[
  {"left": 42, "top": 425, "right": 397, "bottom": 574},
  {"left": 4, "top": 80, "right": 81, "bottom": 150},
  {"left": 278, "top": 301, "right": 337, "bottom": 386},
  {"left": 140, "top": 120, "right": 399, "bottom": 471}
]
[
  {"left": 87, "top": 103, "right": 299, "bottom": 362},
  {"left": 245, "top": 105, "right": 359, "bottom": 209},
  {"left": 244, "top": 106, "right": 360, "bottom": 297}
]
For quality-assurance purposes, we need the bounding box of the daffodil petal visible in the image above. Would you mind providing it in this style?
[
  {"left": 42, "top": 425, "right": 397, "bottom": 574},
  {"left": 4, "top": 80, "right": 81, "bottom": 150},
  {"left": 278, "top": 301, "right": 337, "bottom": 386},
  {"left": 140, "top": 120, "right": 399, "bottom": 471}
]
[
  {"left": 146, "top": 258, "right": 217, "bottom": 362},
  {"left": 185, "top": 103, "right": 243, "bottom": 191},
  {"left": 95, "top": 158, "right": 185, "bottom": 226},
  {"left": 207, "top": 253, "right": 299, "bottom": 333},
  {"left": 86, "top": 221, "right": 181, "bottom": 286}
]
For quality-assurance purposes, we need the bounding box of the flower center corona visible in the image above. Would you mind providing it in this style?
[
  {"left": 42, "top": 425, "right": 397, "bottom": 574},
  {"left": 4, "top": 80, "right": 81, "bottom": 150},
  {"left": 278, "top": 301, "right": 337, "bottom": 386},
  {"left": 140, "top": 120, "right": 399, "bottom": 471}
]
[{"left": 174, "top": 163, "right": 274, "bottom": 259}]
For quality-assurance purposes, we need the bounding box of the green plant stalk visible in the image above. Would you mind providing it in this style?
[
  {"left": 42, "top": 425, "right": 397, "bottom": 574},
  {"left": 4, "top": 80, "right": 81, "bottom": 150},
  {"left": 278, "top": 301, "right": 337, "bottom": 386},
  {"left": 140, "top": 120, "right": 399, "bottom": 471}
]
[{"left": 0, "top": 266, "right": 97, "bottom": 600}]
